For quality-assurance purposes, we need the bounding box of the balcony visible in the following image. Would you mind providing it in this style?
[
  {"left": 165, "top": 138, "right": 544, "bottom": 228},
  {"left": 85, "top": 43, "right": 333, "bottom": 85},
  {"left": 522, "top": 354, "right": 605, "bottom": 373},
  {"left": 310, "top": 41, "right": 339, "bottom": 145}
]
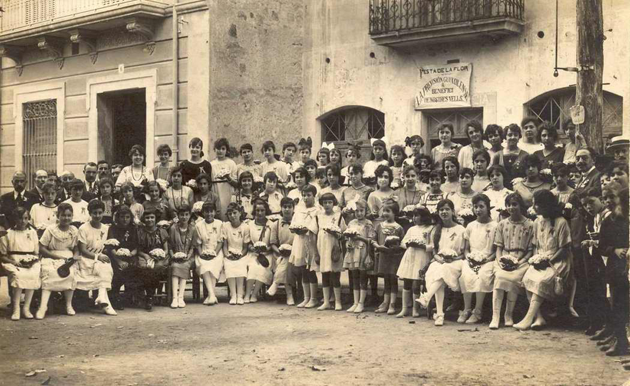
[
  {"left": 0, "top": 0, "right": 170, "bottom": 44},
  {"left": 369, "top": 0, "right": 525, "bottom": 48}
]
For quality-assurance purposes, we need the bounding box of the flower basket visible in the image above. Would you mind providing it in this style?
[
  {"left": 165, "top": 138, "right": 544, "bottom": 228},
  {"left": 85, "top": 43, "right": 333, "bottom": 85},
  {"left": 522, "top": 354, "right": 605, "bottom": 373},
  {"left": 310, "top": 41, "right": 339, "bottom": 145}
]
[
  {"left": 103, "top": 239, "right": 120, "bottom": 248},
  {"left": 192, "top": 201, "right": 205, "bottom": 214},
  {"left": 500, "top": 255, "right": 519, "bottom": 271},
  {"left": 200, "top": 249, "right": 217, "bottom": 261},
  {"left": 439, "top": 248, "right": 459, "bottom": 263},
  {"left": 279, "top": 244, "right": 292, "bottom": 257},
  {"left": 289, "top": 224, "right": 308, "bottom": 235},
  {"left": 115, "top": 248, "right": 132, "bottom": 257},
  {"left": 253, "top": 241, "right": 268, "bottom": 254},
  {"left": 323, "top": 224, "right": 342, "bottom": 238},
  {"left": 149, "top": 248, "right": 167, "bottom": 261},
  {"left": 155, "top": 178, "right": 169, "bottom": 191},
  {"left": 186, "top": 179, "right": 198, "bottom": 190},
  {"left": 528, "top": 253, "right": 550, "bottom": 270},
  {"left": 405, "top": 237, "right": 425, "bottom": 249},
  {"left": 18, "top": 255, "right": 39, "bottom": 269},
  {"left": 384, "top": 235, "right": 400, "bottom": 248},
  {"left": 171, "top": 251, "right": 188, "bottom": 264},
  {"left": 467, "top": 251, "right": 486, "bottom": 273}
]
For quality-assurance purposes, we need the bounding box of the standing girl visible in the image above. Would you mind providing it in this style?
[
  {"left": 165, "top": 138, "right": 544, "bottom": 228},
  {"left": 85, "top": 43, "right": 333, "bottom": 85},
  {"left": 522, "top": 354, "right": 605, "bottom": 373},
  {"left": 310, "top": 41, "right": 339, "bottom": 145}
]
[
  {"left": 152, "top": 144, "right": 172, "bottom": 181},
  {"left": 431, "top": 123, "right": 461, "bottom": 170},
  {"left": 363, "top": 139, "right": 389, "bottom": 186},
  {"left": 491, "top": 124, "right": 528, "bottom": 189},
  {"left": 222, "top": 202, "right": 250, "bottom": 305},
  {"left": 316, "top": 193, "right": 347, "bottom": 310},
  {"left": 230, "top": 171, "right": 255, "bottom": 220},
  {"left": 287, "top": 167, "right": 311, "bottom": 208},
  {"left": 143, "top": 180, "right": 172, "bottom": 223},
  {"left": 135, "top": 209, "right": 170, "bottom": 311},
  {"left": 341, "top": 143, "right": 361, "bottom": 184},
  {"left": 259, "top": 172, "right": 284, "bottom": 215},
  {"left": 416, "top": 199, "right": 466, "bottom": 326},
  {"left": 268, "top": 197, "right": 297, "bottom": 305},
  {"left": 298, "top": 137, "right": 313, "bottom": 166},
  {"left": 76, "top": 200, "right": 117, "bottom": 315},
  {"left": 169, "top": 205, "right": 196, "bottom": 308},
  {"left": 459, "top": 194, "right": 497, "bottom": 324},
  {"left": 343, "top": 199, "right": 375, "bottom": 313},
  {"left": 371, "top": 199, "right": 405, "bottom": 315},
  {"left": 98, "top": 178, "right": 118, "bottom": 225},
  {"left": 403, "top": 135, "right": 424, "bottom": 168},
  {"left": 165, "top": 165, "right": 194, "bottom": 217},
  {"left": 261, "top": 141, "right": 290, "bottom": 184},
  {"left": 471, "top": 150, "right": 492, "bottom": 193},
  {"left": 289, "top": 185, "right": 320, "bottom": 308},
  {"left": 329, "top": 148, "right": 343, "bottom": 174},
  {"left": 485, "top": 165, "right": 512, "bottom": 221},
  {"left": 320, "top": 165, "right": 345, "bottom": 205},
  {"left": 441, "top": 156, "right": 461, "bottom": 194},
  {"left": 211, "top": 138, "right": 238, "bottom": 220},
  {"left": 36, "top": 203, "right": 79, "bottom": 319},
  {"left": 115, "top": 145, "right": 154, "bottom": 188},
  {"left": 490, "top": 193, "right": 533, "bottom": 329},
  {"left": 194, "top": 173, "right": 221, "bottom": 220},
  {"left": 367, "top": 165, "right": 396, "bottom": 223},
  {"left": 105, "top": 205, "right": 138, "bottom": 310},
  {"left": 120, "top": 182, "right": 144, "bottom": 224},
  {"left": 30, "top": 182, "right": 58, "bottom": 235},
  {"left": 389, "top": 145, "right": 406, "bottom": 189},
  {"left": 316, "top": 146, "right": 331, "bottom": 169},
  {"left": 340, "top": 164, "right": 374, "bottom": 223},
  {"left": 397, "top": 206, "right": 434, "bottom": 318},
  {"left": 446, "top": 168, "right": 476, "bottom": 224},
  {"left": 420, "top": 171, "right": 446, "bottom": 215},
  {"left": 0, "top": 207, "right": 41, "bottom": 320},
  {"left": 180, "top": 137, "right": 212, "bottom": 185},
  {"left": 194, "top": 201, "right": 225, "bottom": 305},
  {"left": 245, "top": 199, "right": 274, "bottom": 303}
]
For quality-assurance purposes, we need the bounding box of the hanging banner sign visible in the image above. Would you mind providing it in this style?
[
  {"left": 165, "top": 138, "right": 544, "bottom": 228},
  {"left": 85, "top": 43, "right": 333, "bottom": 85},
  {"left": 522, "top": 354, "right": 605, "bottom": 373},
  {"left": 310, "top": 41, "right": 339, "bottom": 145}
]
[{"left": 415, "top": 63, "right": 472, "bottom": 109}]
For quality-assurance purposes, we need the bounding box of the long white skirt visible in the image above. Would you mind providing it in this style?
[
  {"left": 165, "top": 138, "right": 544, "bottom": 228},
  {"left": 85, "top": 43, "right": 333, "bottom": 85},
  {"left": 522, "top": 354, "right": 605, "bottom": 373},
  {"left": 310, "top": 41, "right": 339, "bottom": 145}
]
[
  {"left": 41, "top": 254, "right": 76, "bottom": 291},
  {"left": 195, "top": 252, "right": 225, "bottom": 282},
  {"left": 397, "top": 248, "right": 430, "bottom": 281},
  {"left": 3, "top": 262, "right": 41, "bottom": 289},
  {"left": 224, "top": 255, "right": 248, "bottom": 279},
  {"left": 75, "top": 257, "right": 113, "bottom": 291},
  {"left": 425, "top": 260, "right": 463, "bottom": 292},
  {"left": 460, "top": 260, "right": 494, "bottom": 293},
  {"left": 247, "top": 253, "right": 273, "bottom": 285},
  {"left": 273, "top": 255, "right": 289, "bottom": 284}
]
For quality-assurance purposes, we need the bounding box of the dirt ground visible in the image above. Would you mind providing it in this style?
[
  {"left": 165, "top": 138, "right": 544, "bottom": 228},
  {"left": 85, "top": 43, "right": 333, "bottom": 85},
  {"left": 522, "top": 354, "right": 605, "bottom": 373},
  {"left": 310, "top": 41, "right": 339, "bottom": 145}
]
[{"left": 0, "top": 279, "right": 629, "bottom": 386}]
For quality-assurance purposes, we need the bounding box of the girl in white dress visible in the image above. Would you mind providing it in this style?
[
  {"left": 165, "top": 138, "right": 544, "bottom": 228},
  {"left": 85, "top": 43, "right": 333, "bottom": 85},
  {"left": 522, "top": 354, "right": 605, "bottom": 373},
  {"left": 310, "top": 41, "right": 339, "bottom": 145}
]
[
  {"left": 194, "top": 201, "right": 225, "bottom": 305},
  {"left": 77, "top": 200, "right": 117, "bottom": 316},
  {"left": 222, "top": 202, "right": 250, "bottom": 305},
  {"left": 397, "top": 206, "right": 433, "bottom": 318},
  {"left": 431, "top": 123, "right": 461, "bottom": 170},
  {"left": 115, "top": 144, "right": 154, "bottom": 188},
  {"left": 36, "top": 203, "right": 79, "bottom": 319},
  {"left": 0, "top": 207, "right": 41, "bottom": 321},
  {"left": 30, "top": 182, "right": 58, "bottom": 235},
  {"left": 459, "top": 194, "right": 497, "bottom": 324},
  {"left": 211, "top": 138, "right": 238, "bottom": 221},
  {"left": 485, "top": 165, "right": 512, "bottom": 221},
  {"left": 245, "top": 200, "right": 274, "bottom": 302},
  {"left": 165, "top": 165, "right": 194, "bottom": 218},
  {"left": 416, "top": 199, "right": 466, "bottom": 326},
  {"left": 63, "top": 179, "right": 90, "bottom": 226},
  {"left": 259, "top": 172, "right": 284, "bottom": 215},
  {"left": 315, "top": 193, "right": 346, "bottom": 311},
  {"left": 363, "top": 139, "right": 389, "bottom": 187}
]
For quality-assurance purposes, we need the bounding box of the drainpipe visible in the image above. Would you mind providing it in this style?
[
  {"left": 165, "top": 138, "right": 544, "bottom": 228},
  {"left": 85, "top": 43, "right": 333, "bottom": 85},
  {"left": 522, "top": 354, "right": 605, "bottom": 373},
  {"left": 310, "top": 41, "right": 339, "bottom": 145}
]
[{"left": 172, "top": 1, "right": 179, "bottom": 163}]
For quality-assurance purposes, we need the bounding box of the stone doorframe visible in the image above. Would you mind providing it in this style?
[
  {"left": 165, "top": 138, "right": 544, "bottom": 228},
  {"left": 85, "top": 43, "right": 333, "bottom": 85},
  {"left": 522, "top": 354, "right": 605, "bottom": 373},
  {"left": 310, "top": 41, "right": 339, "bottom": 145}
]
[
  {"left": 13, "top": 82, "right": 66, "bottom": 174},
  {"left": 86, "top": 69, "right": 157, "bottom": 166}
]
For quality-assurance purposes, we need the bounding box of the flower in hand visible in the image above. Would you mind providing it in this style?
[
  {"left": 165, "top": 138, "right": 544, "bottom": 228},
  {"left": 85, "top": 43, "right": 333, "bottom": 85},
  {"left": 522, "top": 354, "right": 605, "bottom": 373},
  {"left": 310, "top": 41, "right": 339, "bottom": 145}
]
[
  {"left": 499, "top": 255, "right": 519, "bottom": 271},
  {"left": 149, "top": 248, "right": 167, "bottom": 261},
  {"left": 172, "top": 251, "right": 188, "bottom": 263}
]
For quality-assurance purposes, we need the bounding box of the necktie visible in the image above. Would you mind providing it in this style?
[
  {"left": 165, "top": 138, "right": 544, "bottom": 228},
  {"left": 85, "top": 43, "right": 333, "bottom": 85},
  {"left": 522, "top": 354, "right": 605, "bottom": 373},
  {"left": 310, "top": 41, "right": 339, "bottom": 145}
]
[{"left": 16, "top": 193, "right": 23, "bottom": 205}]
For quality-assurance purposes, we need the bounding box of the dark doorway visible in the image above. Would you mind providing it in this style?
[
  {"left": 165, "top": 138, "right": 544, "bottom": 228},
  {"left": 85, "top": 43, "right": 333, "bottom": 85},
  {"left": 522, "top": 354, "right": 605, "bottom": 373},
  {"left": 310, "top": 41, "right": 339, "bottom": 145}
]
[{"left": 97, "top": 89, "right": 146, "bottom": 166}]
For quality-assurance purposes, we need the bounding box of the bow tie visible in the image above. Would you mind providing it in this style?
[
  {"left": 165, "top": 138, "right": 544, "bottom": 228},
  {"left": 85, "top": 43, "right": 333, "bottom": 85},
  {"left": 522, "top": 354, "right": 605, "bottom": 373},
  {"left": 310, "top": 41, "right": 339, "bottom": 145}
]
[{"left": 281, "top": 220, "right": 291, "bottom": 225}]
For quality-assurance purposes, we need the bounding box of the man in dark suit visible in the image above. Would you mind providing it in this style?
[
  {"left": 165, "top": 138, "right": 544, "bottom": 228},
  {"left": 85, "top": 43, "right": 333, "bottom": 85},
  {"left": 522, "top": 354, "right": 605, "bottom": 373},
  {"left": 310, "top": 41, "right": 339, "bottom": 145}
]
[
  {"left": 0, "top": 171, "right": 38, "bottom": 229},
  {"left": 29, "top": 169, "right": 48, "bottom": 204},
  {"left": 575, "top": 148, "right": 602, "bottom": 191},
  {"left": 82, "top": 162, "right": 99, "bottom": 202}
]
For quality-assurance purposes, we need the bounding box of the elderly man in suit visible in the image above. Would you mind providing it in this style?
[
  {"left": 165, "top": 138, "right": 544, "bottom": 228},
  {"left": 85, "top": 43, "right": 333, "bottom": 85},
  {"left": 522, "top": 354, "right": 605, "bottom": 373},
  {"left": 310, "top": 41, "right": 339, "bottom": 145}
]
[
  {"left": 82, "top": 162, "right": 99, "bottom": 201},
  {"left": 0, "top": 171, "right": 39, "bottom": 229},
  {"left": 575, "top": 147, "right": 602, "bottom": 191},
  {"left": 29, "top": 169, "right": 48, "bottom": 204}
]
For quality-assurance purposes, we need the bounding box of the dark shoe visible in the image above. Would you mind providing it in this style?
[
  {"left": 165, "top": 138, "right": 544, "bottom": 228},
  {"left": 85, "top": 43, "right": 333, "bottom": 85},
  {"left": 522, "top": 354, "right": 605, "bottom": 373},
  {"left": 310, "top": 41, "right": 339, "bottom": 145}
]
[
  {"left": 596, "top": 335, "right": 616, "bottom": 346},
  {"left": 605, "top": 340, "right": 629, "bottom": 357},
  {"left": 585, "top": 325, "right": 602, "bottom": 336},
  {"left": 600, "top": 338, "right": 616, "bottom": 352},
  {"left": 113, "top": 297, "right": 125, "bottom": 311},
  {"left": 145, "top": 297, "right": 153, "bottom": 311},
  {"left": 591, "top": 328, "right": 613, "bottom": 341}
]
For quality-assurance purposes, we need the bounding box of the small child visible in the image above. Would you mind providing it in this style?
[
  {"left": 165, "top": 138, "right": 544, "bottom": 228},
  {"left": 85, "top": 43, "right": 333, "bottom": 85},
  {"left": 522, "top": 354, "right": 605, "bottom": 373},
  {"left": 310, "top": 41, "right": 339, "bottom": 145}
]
[
  {"left": 222, "top": 202, "right": 249, "bottom": 305},
  {"left": 421, "top": 171, "right": 446, "bottom": 215},
  {"left": 30, "top": 182, "right": 58, "bottom": 236},
  {"left": 459, "top": 194, "right": 497, "bottom": 324},
  {"left": 165, "top": 165, "right": 194, "bottom": 215},
  {"left": 245, "top": 199, "right": 274, "bottom": 303},
  {"left": 169, "top": 205, "right": 196, "bottom": 309},
  {"left": 63, "top": 179, "right": 90, "bottom": 227},
  {"left": 363, "top": 139, "right": 389, "bottom": 186},
  {"left": 367, "top": 165, "right": 396, "bottom": 223},
  {"left": 342, "top": 199, "right": 375, "bottom": 313},
  {"left": 551, "top": 163, "right": 574, "bottom": 204},
  {"left": 415, "top": 154, "right": 433, "bottom": 192},
  {"left": 120, "top": 182, "right": 144, "bottom": 224},
  {"left": 568, "top": 164, "right": 582, "bottom": 188},
  {"left": 298, "top": 137, "right": 313, "bottom": 165},
  {"left": 287, "top": 167, "right": 311, "bottom": 209},
  {"left": 340, "top": 164, "right": 374, "bottom": 223},
  {"left": 397, "top": 206, "right": 434, "bottom": 317},
  {"left": 341, "top": 144, "right": 361, "bottom": 185},
  {"left": 0, "top": 207, "right": 41, "bottom": 320},
  {"left": 98, "top": 177, "right": 118, "bottom": 225},
  {"left": 304, "top": 159, "right": 319, "bottom": 188},
  {"left": 268, "top": 197, "right": 297, "bottom": 305},
  {"left": 194, "top": 201, "right": 225, "bottom": 305},
  {"left": 319, "top": 165, "right": 345, "bottom": 205},
  {"left": 282, "top": 142, "right": 298, "bottom": 175},
  {"left": 431, "top": 123, "right": 461, "bottom": 169},
  {"left": 152, "top": 144, "right": 172, "bottom": 181},
  {"left": 288, "top": 185, "right": 320, "bottom": 308},
  {"left": 389, "top": 145, "right": 406, "bottom": 188},
  {"left": 371, "top": 199, "right": 405, "bottom": 315},
  {"left": 329, "top": 148, "right": 343, "bottom": 174},
  {"left": 261, "top": 141, "right": 290, "bottom": 185},
  {"left": 403, "top": 135, "right": 424, "bottom": 167},
  {"left": 135, "top": 209, "right": 170, "bottom": 311},
  {"left": 317, "top": 146, "right": 331, "bottom": 169},
  {"left": 211, "top": 138, "right": 238, "bottom": 220},
  {"left": 237, "top": 143, "right": 263, "bottom": 181},
  {"left": 231, "top": 171, "right": 255, "bottom": 220},
  {"left": 315, "top": 193, "right": 347, "bottom": 311},
  {"left": 259, "top": 172, "right": 283, "bottom": 215},
  {"left": 194, "top": 173, "right": 221, "bottom": 220}
]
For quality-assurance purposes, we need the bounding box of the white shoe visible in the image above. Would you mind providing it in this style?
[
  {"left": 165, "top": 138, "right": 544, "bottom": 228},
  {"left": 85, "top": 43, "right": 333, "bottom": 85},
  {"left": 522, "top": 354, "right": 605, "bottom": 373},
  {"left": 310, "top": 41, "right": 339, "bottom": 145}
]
[
  {"left": 22, "top": 308, "right": 34, "bottom": 319},
  {"left": 434, "top": 314, "right": 444, "bottom": 326},
  {"left": 346, "top": 304, "right": 357, "bottom": 313},
  {"left": 229, "top": 298, "right": 236, "bottom": 305},
  {"left": 286, "top": 294, "right": 295, "bottom": 306},
  {"left": 178, "top": 297, "right": 186, "bottom": 308},
  {"left": 66, "top": 306, "right": 76, "bottom": 316},
  {"left": 237, "top": 297, "right": 244, "bottom": 305},
  {"left": 266, "top": 283, "right": 278, "bottom": 297},
  {"left": 415, "top": 293, "right": 429, "bottom": 308},
  {"left": 104, "top": 306, "right": 118, "bottom": 316},
  {"left": 35, "top": 307, "right": 47, "bottom": 320},
  {"left": 171, "top": 299, "right": 179, "bottom": 309}
]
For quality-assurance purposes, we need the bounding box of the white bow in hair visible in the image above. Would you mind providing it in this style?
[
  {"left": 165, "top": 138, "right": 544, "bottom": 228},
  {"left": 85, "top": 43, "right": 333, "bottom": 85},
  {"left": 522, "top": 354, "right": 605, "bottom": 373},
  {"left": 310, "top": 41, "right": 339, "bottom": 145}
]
[
  {"left": 321, "top": 142, "right": 335, "bottom": 150},
  {"left": 370, "top": 136, "right": 389, "bottom": 147}
]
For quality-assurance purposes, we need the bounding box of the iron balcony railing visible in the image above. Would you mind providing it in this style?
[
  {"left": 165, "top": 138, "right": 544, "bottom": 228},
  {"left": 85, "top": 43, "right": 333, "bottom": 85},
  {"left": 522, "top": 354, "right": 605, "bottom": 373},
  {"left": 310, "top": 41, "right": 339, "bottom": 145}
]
[
  {"left": 369, "top": 0, "right": 525, "bottom": 35},
  {"left": 0, "top": 0, "right": 166, "bottom": 33}
]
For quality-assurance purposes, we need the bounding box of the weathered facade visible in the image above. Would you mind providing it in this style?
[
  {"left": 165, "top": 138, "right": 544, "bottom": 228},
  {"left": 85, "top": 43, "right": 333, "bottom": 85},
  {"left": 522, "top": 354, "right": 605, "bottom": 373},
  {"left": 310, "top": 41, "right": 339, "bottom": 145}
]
[{"left": 302, "top": 0, "right": 629, "bottom": 153}]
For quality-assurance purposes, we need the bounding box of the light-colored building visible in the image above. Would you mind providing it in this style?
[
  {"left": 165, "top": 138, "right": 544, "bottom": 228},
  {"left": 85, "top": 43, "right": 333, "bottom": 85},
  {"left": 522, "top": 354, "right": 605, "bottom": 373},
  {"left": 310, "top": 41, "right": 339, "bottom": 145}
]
[
  {"left": 302, "top": 0, "right": 629, "bottom": 156},
  {"left": 0, "top": 0, "right": 305, "bottom": 192}
]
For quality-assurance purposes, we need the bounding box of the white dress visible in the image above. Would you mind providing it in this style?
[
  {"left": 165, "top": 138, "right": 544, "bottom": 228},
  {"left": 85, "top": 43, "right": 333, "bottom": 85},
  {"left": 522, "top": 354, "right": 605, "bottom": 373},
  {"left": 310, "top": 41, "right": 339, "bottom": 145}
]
[
  {"left": 0, "top": 229, "right": 41, "bottom": 289},
  {"left": 39, "top": 225, "right": 79, "bottom": 291},
  {"left": 30, "top": 204, "right": 58, "bottom": 232},
  {"left": 460, "top": 221, "right": 497, "bottom": 293},
  {"left": 63, "top": 199, "right": 90, "bottom": 224},
  {"left": 76, "top": 223, "right": 113, "bottom": 290},
  {"left": 316, "top": 212, "right": 346, "bottom": 273},
  {"left": 246, "top": 220, "right": 274, "bottom": 284},
  {"left": 115, "top": 165, "right": 154, "bottom": 187},
  {"left": 397, "top": 225, "right": 434, "bottom": 280},
  {"left": 425, "top": 225, "right": 466, "bottom": 291},
  {"left": 485, "top": 188, "right": 512, "bottom": 220},
  {"left": 194, "top": 219, "right": 225, "bottom": 281},
  {"left": 221, "top": 222, "right": 250, "bottom": 278},
  {"left": 211, "top": 158, "right": 238, "bottom": 220}
]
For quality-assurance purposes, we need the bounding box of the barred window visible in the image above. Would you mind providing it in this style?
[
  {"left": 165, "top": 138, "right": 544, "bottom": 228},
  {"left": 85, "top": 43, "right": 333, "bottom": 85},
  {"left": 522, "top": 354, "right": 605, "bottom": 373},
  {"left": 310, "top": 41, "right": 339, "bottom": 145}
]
[
  {"left": 321, "top": 107, "right": 385, "bottom": 160},
  {"left": 22, "top": 100, "right": 57, "bottom": 188}
]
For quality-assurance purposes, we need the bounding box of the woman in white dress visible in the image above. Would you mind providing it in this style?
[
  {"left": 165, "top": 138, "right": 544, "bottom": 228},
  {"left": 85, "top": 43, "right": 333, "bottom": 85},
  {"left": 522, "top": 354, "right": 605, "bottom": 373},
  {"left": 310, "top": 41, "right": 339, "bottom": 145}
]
[
  {"left": 194, "top": 201, "right": 225, "bottom": 305},
  {"left": 115, "top": 144, "right": 154, "bottom": 188},
  {"left": 77, "top": 200, "right": 117, "bottom": 316},
  {"left": 36, "top": 203, "right": 80, "bottom": 319},
  {"left": 0, "top": 207, "right": 41, "bottom": 321}
]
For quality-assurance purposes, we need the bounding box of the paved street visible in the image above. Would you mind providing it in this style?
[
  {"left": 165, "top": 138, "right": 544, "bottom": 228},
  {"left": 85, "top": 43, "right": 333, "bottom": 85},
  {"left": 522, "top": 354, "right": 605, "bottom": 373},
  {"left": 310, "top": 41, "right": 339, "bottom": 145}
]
[{"left": 0, "top": 280, "right": 628, "bottom": 386}]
